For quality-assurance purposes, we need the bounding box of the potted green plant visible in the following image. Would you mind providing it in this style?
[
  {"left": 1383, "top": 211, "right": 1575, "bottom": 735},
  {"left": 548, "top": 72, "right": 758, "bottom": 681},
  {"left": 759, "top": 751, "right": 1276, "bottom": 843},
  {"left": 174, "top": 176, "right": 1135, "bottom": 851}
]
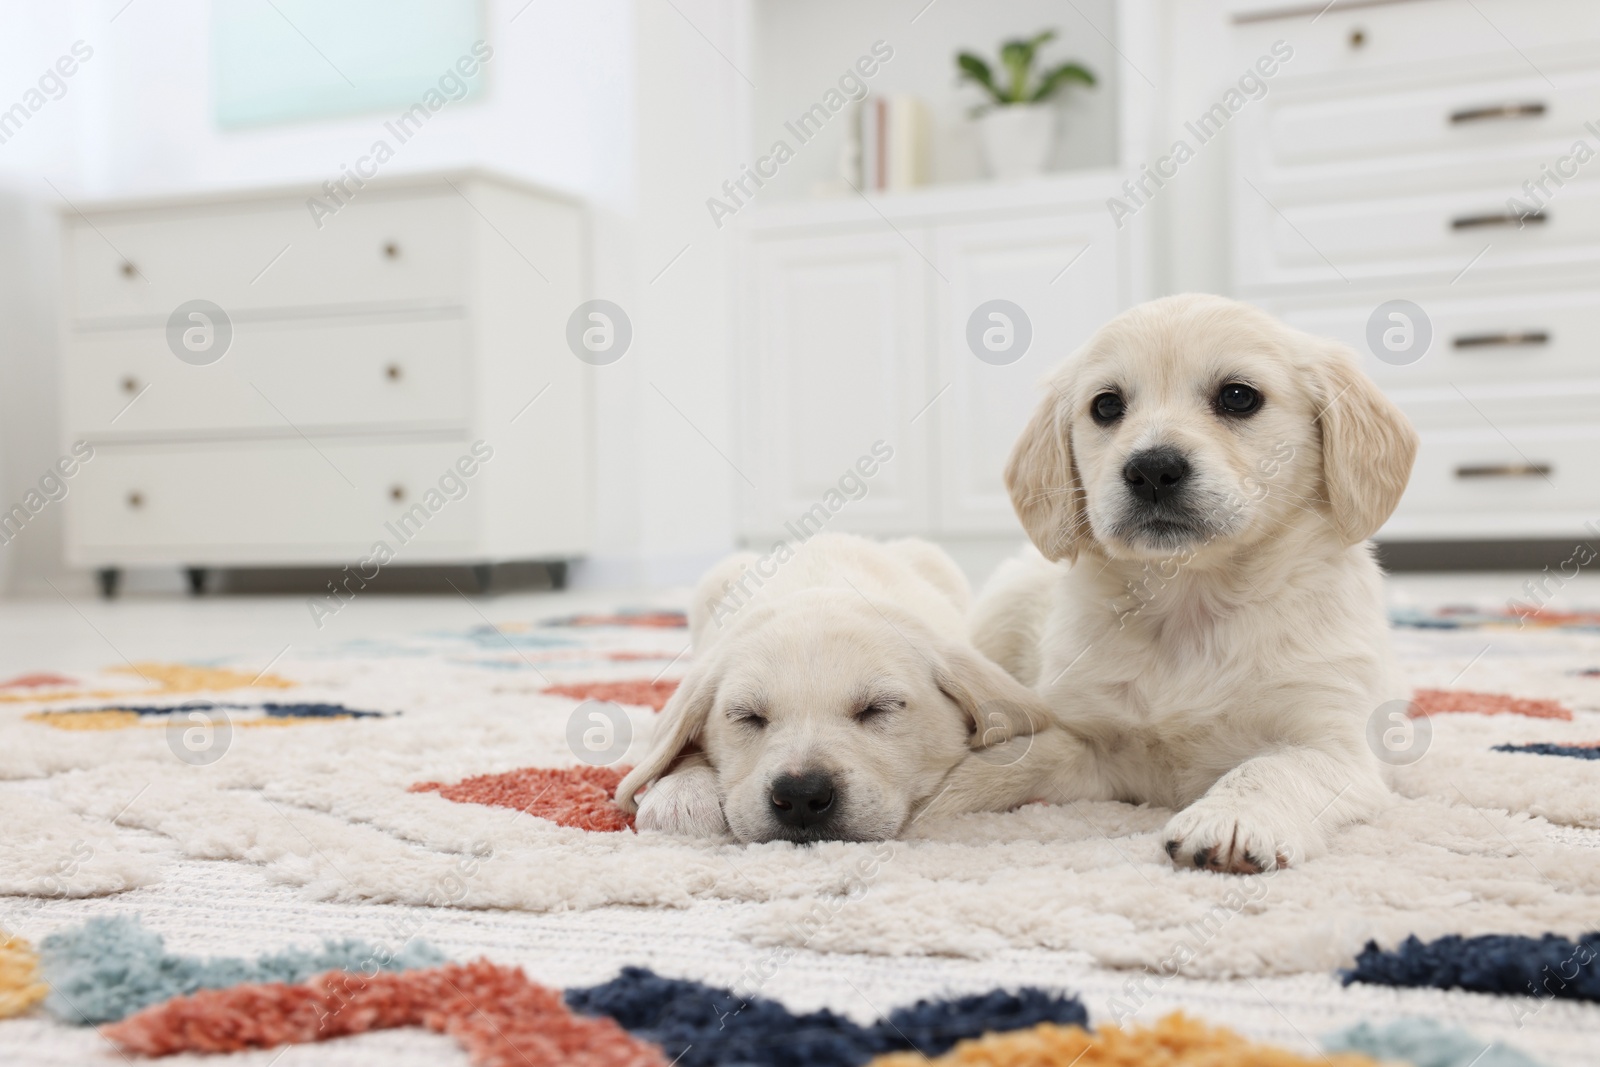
[{"left": 957, "top": 31, "right": 1095, "bottom": 180}]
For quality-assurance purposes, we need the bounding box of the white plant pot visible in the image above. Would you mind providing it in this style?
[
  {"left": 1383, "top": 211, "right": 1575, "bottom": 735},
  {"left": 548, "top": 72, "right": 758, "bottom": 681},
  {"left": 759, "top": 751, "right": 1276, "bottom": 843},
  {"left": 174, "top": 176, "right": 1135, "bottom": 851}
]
[{"left": 977, "top": 103, "right": 1056, "bottom": 181}]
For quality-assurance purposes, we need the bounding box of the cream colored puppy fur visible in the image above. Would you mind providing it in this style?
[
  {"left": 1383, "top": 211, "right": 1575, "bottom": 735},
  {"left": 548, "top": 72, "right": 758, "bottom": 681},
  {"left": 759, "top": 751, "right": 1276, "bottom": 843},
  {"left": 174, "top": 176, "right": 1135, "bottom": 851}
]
[
  {"left": 922, "top": 294, "right": 1419, "bottom": 873},
  {"left": 615, "top": 533, "right": 1046, "bottom": 842}
]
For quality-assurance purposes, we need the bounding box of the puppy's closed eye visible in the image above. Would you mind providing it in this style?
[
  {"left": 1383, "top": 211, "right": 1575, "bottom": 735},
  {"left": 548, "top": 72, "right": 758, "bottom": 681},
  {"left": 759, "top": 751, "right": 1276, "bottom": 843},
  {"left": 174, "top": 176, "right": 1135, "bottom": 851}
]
[
  {"left": 853, "top": 698, "right": 905, "bottom": 724},
  {"left": 728, "top": 705, "right": 768, "bottom": 729}
]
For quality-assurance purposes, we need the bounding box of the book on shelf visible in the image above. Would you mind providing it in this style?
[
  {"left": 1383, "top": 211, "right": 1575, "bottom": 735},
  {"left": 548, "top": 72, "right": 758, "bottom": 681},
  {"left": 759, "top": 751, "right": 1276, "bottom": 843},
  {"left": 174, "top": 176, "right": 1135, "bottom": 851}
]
[{"left": 849, "top": 94, "right": 929, "bottom": 193}]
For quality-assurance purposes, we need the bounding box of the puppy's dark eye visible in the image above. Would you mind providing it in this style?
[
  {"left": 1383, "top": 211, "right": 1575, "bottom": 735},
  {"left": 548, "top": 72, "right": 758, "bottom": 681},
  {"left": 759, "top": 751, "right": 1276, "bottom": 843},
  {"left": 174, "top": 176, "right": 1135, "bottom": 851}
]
[
  {"left": 729, "top": 709, "right": 767, "bottom": 729},
  {"left": 1092, "top": 392, "right": 1125, "bottom": 424},
  {"left": 1216, "top": 383, "right": 1262, "bottom": 416}
]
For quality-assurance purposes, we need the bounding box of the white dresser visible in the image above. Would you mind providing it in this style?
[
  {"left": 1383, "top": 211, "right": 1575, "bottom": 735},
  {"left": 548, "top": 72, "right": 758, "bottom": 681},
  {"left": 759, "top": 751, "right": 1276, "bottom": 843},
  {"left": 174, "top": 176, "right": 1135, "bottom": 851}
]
[
  {"left": 1230, "top": 0, "right": 1600, "bottom": 540},
  {"left": 57, "top": 172, "right": 592, "bottom": 595}
]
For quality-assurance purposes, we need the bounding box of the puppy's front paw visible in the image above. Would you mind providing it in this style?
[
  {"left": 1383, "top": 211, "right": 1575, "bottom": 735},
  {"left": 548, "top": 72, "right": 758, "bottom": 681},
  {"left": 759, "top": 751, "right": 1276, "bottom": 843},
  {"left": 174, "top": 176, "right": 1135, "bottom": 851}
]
[
  {"left": 1162, "top": 801, "right": 1304, "bottom": 874},
  {"left": 634, "top": 765, "right": 728, "bottom": 837}
]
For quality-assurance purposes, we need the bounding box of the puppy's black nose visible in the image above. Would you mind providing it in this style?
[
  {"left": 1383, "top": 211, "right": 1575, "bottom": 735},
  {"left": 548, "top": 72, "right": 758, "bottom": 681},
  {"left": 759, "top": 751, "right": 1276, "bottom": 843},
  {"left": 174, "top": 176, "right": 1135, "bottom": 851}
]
[
  {"left": 1123, "top": 448, "right": 1190, "bottom": 504},
  {"left": 770, "top": 771, "right": 836, "bottom": 829}
]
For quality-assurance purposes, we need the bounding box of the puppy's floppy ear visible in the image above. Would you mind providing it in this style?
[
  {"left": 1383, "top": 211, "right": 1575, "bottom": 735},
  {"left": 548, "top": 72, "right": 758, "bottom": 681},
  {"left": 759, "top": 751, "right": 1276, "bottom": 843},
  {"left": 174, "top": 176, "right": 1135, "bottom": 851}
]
[
  {"left": 934, "top": 642, "right": 1050, "bottom": 749},
  {"left": 1005, "top": 386, "right": 1086, "bottom": 562},
  {"left": 1310, "top": 340, "right": 1419, "bottom": 545},
  {"left": 614, "top": 662, "right": 716, "bottom": 813}
]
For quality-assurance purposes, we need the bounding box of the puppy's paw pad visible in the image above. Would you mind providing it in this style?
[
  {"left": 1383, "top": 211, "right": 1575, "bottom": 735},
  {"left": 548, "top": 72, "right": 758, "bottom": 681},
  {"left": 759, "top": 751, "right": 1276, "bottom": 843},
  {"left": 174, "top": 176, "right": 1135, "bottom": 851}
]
[{"left": 1162, "top": 804, "right": 1300, "bottom": 875}]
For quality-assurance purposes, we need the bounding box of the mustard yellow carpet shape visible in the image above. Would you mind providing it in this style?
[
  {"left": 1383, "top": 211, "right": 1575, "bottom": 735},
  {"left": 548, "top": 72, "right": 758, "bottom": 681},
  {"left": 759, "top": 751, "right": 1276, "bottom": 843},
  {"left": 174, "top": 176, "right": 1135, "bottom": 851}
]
[
  {"left": 0, "top": 935, "right": 48, "bottom": 1018},
  {"left": 869, "top": 1013, "right": 1391, "bottom": 1067}
]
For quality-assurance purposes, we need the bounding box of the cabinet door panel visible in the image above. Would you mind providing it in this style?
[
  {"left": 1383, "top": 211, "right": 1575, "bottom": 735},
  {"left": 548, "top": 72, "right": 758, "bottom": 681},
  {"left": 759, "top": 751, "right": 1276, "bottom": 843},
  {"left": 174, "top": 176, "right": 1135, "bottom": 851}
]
[
  {"left": 934, "top": 213, "right": 1121, "bottom": 534},
  {"left": 744, "top": 230, "right": 934, "bottom": 537}
]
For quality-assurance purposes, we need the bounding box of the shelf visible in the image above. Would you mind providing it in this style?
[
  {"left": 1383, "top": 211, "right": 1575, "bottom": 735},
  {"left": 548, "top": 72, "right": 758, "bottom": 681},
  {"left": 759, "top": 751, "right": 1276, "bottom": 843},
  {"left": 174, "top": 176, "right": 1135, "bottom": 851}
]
[{"left": 739, "top": 167, "right": 1126, "bottom": 232}]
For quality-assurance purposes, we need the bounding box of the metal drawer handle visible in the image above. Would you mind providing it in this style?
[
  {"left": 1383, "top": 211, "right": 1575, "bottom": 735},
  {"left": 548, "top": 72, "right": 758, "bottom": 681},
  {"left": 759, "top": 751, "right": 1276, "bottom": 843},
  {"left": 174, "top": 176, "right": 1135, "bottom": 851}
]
[
  {"left": 389, "top": 485, "right": 406, "bottom": 502},
  {"left": 1455, "top": 463, "right": 1551, "bottom": 480},
  {"left": 1453, "top": 331, "right": 1550, "bottom": 350},
  {"left": 120, "top": 375, "right": 141, "bottom": 394},
  {"left": 1450, "top": 102, "right": 1547, "bottom": 124},
  {"left": 119, "top": 261, "right": 138, "bottom": 279},
  {"left": 1452, "top": 211, "right": 1546, "bottom": 230},
  {"left": 385, "top": 363, "right": 403, "bottom": 381},
  {"left": 126, "top": 491, "right": 146, "bottom": 509},
  {"left": 383, "top": 242, "right": 400, "bottom": 259}
]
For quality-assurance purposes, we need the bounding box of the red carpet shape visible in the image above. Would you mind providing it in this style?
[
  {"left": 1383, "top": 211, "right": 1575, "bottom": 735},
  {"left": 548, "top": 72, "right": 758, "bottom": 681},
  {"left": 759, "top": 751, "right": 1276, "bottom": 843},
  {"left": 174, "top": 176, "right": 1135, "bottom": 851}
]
[
  {"left": 543, "top": 679, "right": 680, "bottom": 711},
  {"left": 0, "top": 672, "right": 77, "bottom": 688},
  {"left": 412, "top": 765, "right": 636, "bottom": 832},
  {"left": 1410, "top": 688, "right": 1572, "bottom": 720},
  {"left": 101, "top": 960, "right": 665, "bottom": 1066}
]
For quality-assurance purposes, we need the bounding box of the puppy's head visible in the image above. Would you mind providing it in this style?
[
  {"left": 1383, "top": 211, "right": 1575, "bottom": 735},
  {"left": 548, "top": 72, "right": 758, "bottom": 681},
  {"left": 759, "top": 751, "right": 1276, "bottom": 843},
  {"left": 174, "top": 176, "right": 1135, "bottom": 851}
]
[
  {"left": 615, "top": 591, "right": 1042, "bottom": 843},
  {"left": 1007, "top": 294, "right": 1418, "bottom": 563}
]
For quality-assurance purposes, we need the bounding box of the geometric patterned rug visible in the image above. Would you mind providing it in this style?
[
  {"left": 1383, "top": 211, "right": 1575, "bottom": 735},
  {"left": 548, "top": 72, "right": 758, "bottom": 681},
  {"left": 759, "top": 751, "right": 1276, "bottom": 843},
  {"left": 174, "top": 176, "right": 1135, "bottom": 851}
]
[{"left": 2, "top": 604, "right": 1599, "bottom": 1063}]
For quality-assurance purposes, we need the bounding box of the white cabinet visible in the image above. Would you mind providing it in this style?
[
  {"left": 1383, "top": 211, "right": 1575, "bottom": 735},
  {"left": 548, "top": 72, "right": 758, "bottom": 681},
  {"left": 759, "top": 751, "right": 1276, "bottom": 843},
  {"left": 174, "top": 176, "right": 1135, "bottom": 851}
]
[
  {"left": 57, "top": 172, "right": 593, "bottom": 589},
  {"left": 747, "top": 230, "right": 933, "bottom": 535},
  {"left": 934, "top": 214, "right": 1117, "bottom": 532},
  {"left": 1229, "top": 0, "right": 1600, "bottom": 540},
  {"left": 738, "top": 175, "right": 1129, "bottom": 545}
]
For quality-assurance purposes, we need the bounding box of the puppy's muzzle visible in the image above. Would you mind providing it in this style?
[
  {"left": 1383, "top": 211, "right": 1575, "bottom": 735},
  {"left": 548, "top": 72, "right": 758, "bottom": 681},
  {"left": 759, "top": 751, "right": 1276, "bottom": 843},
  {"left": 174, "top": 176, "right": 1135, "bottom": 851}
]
[
  {"left": 1123, "top": 447, "right": 1190, "bottom": 506},
  {"left": 769, "top": 770, "right": 837, "bottom": 831}
]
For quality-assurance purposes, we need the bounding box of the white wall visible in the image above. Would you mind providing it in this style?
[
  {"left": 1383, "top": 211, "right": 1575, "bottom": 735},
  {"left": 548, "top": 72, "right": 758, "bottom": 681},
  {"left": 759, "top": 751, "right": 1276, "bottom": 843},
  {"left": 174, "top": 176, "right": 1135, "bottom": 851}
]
[
  {"left": 35, "top": 1, "right": 634, "bottom": 206},
  {"left": 578, "top": 0, "right": 746, "bottom": 588},
  {"left": 0, "top": 0, "right": 744, "bottom": 593},
  {"left": 0, "top": 0, "right": 89, "bottom": 595}
]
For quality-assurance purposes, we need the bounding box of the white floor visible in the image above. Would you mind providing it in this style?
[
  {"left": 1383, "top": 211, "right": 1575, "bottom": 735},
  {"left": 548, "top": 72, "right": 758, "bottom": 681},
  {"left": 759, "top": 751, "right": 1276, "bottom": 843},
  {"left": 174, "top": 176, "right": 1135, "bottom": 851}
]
[
  {"left": 0, "top": 582, "right": 682, "bottom": 678},
  {"left": 3, "top": 570, "right": 1598, "bottom": 679},
  {"left": 4, "top": 572, "right": 1600, "bottom": 1066}
]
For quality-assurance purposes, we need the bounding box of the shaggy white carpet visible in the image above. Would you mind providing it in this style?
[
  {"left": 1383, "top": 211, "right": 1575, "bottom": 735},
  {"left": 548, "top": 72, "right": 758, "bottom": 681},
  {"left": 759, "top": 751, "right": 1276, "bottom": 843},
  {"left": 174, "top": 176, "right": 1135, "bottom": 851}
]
[{"left": 3, "top": 595, "right": 1600, "bottom": 1063}]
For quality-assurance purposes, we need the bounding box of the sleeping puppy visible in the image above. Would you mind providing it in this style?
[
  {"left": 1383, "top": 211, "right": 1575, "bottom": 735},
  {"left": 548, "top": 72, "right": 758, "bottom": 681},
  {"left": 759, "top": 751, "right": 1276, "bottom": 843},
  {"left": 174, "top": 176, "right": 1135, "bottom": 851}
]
[
  {"left": 920, "top": 294, "right": 1418, "bottom": 873},
  {"left": 614, "top": 533, "right": 1046, "bottom": 842}
]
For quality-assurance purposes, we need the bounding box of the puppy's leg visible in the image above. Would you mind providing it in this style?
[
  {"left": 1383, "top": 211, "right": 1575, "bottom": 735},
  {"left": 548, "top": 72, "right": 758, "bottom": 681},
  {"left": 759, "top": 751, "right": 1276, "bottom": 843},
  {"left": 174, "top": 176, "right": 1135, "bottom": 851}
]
[
  {"left": 914, "top": 727, "right": 1108, "bottom": 822},
  {"left": 634, "top": 755, "right": 728, "bottom": 836},
  {"left": 1162, "top": 746, "right": 1388, "bottom": 873}
]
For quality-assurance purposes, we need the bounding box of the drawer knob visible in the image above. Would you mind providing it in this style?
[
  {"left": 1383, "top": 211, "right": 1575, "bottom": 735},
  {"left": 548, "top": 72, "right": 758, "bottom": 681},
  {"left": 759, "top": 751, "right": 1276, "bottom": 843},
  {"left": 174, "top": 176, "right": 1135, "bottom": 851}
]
[
  {"left": 119, "top": 261, "right": 137, "bottom": 278},
  {"left": 389, "top": 485, "right": 406, "bottom": 502},
  {"left": 1453, "top": 331, "right": 1550, "bottom": 350},
  {"left": 1450, "top": 102, "right": 1547, "bottom": 125},
  {"left": 120, "top": 375, "right": 140, "bottom": 394},
  {"left": 1348, "top": 27, "right": 1366, "bottom": 49},
  {"left": 126, "top": 491, "right": 145, "bottom": 509},
  {"left": 1451, "top": 211, "right": 1545, "bottom": 230},
  {"left": 1455, "top": 463, "right": 1551, "bottom": 480},
  {"left": 383, "top": 242, "right": 400, "bottom": 259},
  {"left": 385, "top": 363, "right": 403, "bottom": 382}
]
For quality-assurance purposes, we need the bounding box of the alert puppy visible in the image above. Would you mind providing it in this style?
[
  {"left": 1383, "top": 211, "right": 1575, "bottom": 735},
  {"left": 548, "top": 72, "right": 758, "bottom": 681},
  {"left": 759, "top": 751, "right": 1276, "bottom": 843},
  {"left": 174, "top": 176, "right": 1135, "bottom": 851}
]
[
  {"left": 923, "top": 294, "right": 1418, "bottom": 873},
  {"left": 615, "top": 533, "right": 1045, "bottom": 842}
]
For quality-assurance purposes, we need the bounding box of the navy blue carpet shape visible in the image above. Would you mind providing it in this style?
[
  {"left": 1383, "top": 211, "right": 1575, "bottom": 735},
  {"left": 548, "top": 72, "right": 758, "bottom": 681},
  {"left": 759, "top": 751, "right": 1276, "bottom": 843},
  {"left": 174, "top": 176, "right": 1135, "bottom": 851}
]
[
  {"left": 1344, "top": 932, "right": 1600, "bottom": 1001},
  {"left": 54, "top": 701, "right": 386, "bottom": 719},
  {"left": 881, "top": 987, "right": 1089, "bottom": 1056},
  {"left": 1493, "top": 742, "right": 1600, "bottom": 760},
  {"left": 566, "top": 967, "right": 1088, "bottom": 1067}
]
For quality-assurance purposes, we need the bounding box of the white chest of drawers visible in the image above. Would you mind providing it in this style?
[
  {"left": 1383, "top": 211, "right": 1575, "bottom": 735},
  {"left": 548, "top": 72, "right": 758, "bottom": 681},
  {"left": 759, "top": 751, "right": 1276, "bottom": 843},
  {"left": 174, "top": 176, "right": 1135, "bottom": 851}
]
[
  {"left": 56, "top": 172, "right": 592, "bottom": 592},
  {"left": 1229, "top": 0, "right": 1600, "bottom": 541}
]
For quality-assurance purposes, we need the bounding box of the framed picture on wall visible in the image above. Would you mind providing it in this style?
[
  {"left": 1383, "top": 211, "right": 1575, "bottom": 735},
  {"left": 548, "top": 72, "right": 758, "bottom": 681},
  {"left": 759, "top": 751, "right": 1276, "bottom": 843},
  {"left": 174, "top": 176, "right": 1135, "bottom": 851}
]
[{"left": 213, "top": 0, "right": 487, "bottom": 128}]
